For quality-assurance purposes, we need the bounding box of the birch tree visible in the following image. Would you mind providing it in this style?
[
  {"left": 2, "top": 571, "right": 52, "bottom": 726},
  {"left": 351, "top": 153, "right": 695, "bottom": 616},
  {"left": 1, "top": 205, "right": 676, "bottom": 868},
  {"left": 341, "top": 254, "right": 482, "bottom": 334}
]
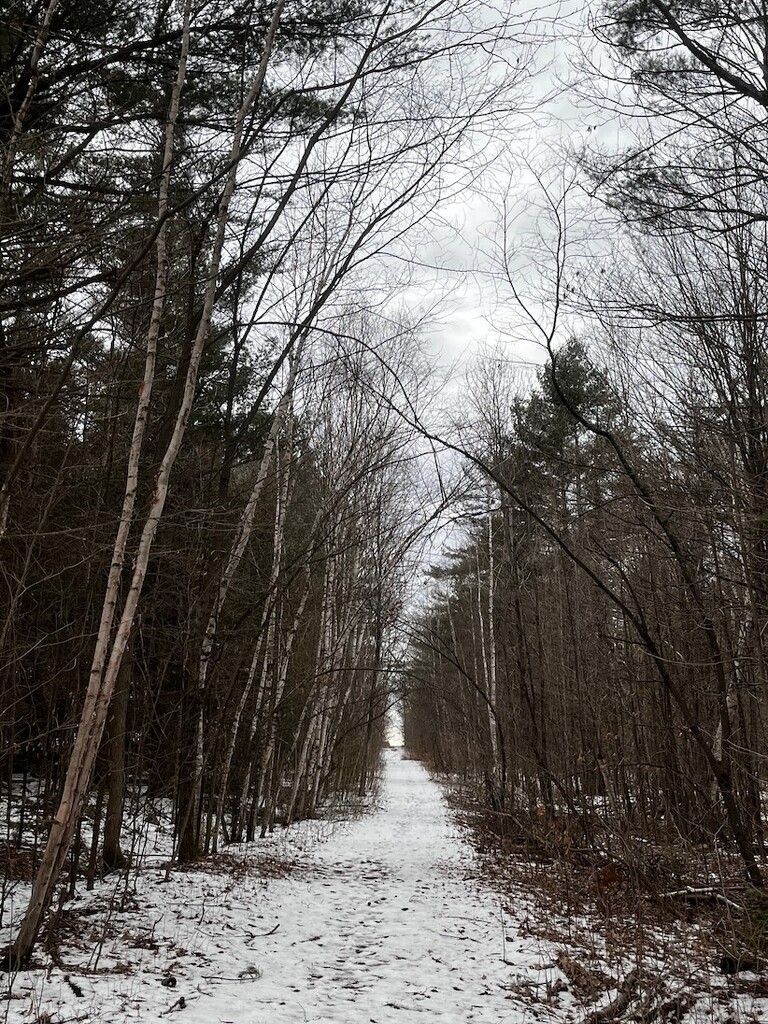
[{"left": 1, "top": 0, "right": 528, "bottom": 964}]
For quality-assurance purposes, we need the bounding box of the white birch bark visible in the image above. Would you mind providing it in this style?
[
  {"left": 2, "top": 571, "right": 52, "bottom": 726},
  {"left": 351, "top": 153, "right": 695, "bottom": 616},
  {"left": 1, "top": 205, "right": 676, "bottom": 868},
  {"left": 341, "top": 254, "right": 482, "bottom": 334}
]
[
  {"left": 1, "top": 0, "right": 59, "bottom": 194},
  {"left": 285, "top": 704, "right": 318, "bottom": 826},
  {"left": 316, "top": 623, "right": 365, "bottom": 801},
  {"left": 307, "top": 539, "right": 366, "bottom": 808},
  {"left": 258, "top": 561, "right": 313, "bottom": 834},
  {"left": 234, "top": 608, "right": 277, "bottom": 837},
  {"left": 4, "top": 1, "right": 285, "bottom": 965},
  {"left": 711, "top": 671, "right": 740, "bottom": 803},
  {"left": 213, "top": 629, "right": 267, "bottom": 847},
  {"left": 475, "top": 546, "right": 500, "bottom": 775},
  {"left": 305, "top": 552, "right": 337, "bottom": 815},
  {"left": 308, "top": 686, "right": 332, "bottom": 815},
  {"left": 187, "top": 347, "right": 302, "bottom": 849},
  {"left": 197, "top": 346, "right": 304, "bottom": 695},
  {"left": 287, "top": 542, "right": 334, "bottom": 821},
  {"left": 486, "top": 499, "right": 499, "bottom": 776}
]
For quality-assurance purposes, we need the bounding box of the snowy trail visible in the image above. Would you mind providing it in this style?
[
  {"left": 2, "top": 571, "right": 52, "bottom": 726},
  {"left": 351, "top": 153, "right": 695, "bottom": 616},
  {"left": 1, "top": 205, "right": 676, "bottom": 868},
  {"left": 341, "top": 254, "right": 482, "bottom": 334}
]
[
  {"left": 6, "top": 752, "right": 559, "bottom": 1023},
  {"left": 203, "top": 751, "right": 551, "bottom": 1024}
]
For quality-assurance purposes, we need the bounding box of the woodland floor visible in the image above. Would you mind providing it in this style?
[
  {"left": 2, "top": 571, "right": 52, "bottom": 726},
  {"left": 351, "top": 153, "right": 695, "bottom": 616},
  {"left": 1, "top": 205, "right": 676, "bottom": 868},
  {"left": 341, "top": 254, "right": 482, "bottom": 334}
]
[{"left": 2, "top": 752, "right": 767, "bottom": 1023}]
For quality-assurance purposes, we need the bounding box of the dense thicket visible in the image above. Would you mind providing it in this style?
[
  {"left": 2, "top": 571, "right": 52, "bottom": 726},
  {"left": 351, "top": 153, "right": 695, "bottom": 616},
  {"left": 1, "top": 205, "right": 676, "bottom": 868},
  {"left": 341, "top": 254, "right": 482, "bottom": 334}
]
[
  {"left": 404, "top": 4, "right": 768, "bottom": 891},
  {"left": 0, "top": 0, "right": 515, "bottom": 965}
]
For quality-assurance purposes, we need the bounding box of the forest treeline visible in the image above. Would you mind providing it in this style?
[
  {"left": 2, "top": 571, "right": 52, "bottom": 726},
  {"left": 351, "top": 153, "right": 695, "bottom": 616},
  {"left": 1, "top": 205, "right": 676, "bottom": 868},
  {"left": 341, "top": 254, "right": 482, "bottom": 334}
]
[
  {"left": 405, "top": 2, "right": 768, "bottom": 895},
  {"left": 5, "top": 0, "right": 768, "bottom": 972},
  {"left": 0, "top": 0, "right": 517, "bottom": 965}
]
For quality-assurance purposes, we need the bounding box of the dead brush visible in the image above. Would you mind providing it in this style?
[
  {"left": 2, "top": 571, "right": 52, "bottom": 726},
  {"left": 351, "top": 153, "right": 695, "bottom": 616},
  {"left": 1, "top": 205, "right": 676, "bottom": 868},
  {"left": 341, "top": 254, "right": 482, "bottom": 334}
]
[
  {"left": 457, "top": 797, "right": 762, "bottom": 998},
  {"left": 593, "top": 861, "right": 627, "bottom": 915},
  {"left": 1, "top": 843, "right": 36, "bottom": 881}
]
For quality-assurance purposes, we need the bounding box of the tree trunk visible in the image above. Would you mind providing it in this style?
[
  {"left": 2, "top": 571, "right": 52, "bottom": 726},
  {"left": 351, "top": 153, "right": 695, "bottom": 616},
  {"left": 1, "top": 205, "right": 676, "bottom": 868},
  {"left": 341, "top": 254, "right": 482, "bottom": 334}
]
[
  {"left": 182, "top": 350, "right": 301, "bottom": 856},
  {"left": 0, "top": 4, "right": 285, "bottom": 966},
  {"left": 102, "top": 650, "right": 131, "bottom": 871}
]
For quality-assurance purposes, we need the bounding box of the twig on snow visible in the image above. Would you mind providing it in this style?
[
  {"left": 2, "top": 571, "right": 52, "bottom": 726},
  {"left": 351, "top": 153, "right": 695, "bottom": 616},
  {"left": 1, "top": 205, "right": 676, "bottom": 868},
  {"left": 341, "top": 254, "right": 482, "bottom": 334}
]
[
  {"left": 658, "top": 887, "right": 742, "bottom": 911},
  {"left": 161, "top": 996, "right": 187, "bottom": 1015},
  {"left": 246, "top": 922, "right": 280, "bottom": 941},
  {"left": 583, "top": 969, "right": 640, "bottom": 1024}
]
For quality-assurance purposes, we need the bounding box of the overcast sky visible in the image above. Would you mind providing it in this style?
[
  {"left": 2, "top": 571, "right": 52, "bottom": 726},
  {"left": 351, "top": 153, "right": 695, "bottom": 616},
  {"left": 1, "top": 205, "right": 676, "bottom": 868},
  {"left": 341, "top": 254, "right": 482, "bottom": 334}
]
[
  {"left": 395, "top": 1, "right": 621, "bottom": 383},
  {"left": 385, "top": 0, "right": 636, "bottom": 577}
]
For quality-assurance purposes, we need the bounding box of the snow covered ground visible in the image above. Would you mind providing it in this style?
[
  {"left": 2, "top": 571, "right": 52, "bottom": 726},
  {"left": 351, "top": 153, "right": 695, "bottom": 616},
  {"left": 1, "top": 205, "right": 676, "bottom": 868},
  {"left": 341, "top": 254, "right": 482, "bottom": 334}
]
[
  {"left": 3, "top": 751, "right": 766, "bottom": 1022},
  {"left": 4, "top": 752, "right": 565, "bottom": 1022}
]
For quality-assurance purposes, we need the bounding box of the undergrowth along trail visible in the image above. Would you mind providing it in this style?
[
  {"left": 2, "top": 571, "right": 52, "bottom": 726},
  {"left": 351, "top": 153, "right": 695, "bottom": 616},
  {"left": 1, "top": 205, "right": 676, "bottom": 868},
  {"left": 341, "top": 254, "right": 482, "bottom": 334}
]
[{"left": 3, "top": 752, "right": 767, "bottom": 1023}]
